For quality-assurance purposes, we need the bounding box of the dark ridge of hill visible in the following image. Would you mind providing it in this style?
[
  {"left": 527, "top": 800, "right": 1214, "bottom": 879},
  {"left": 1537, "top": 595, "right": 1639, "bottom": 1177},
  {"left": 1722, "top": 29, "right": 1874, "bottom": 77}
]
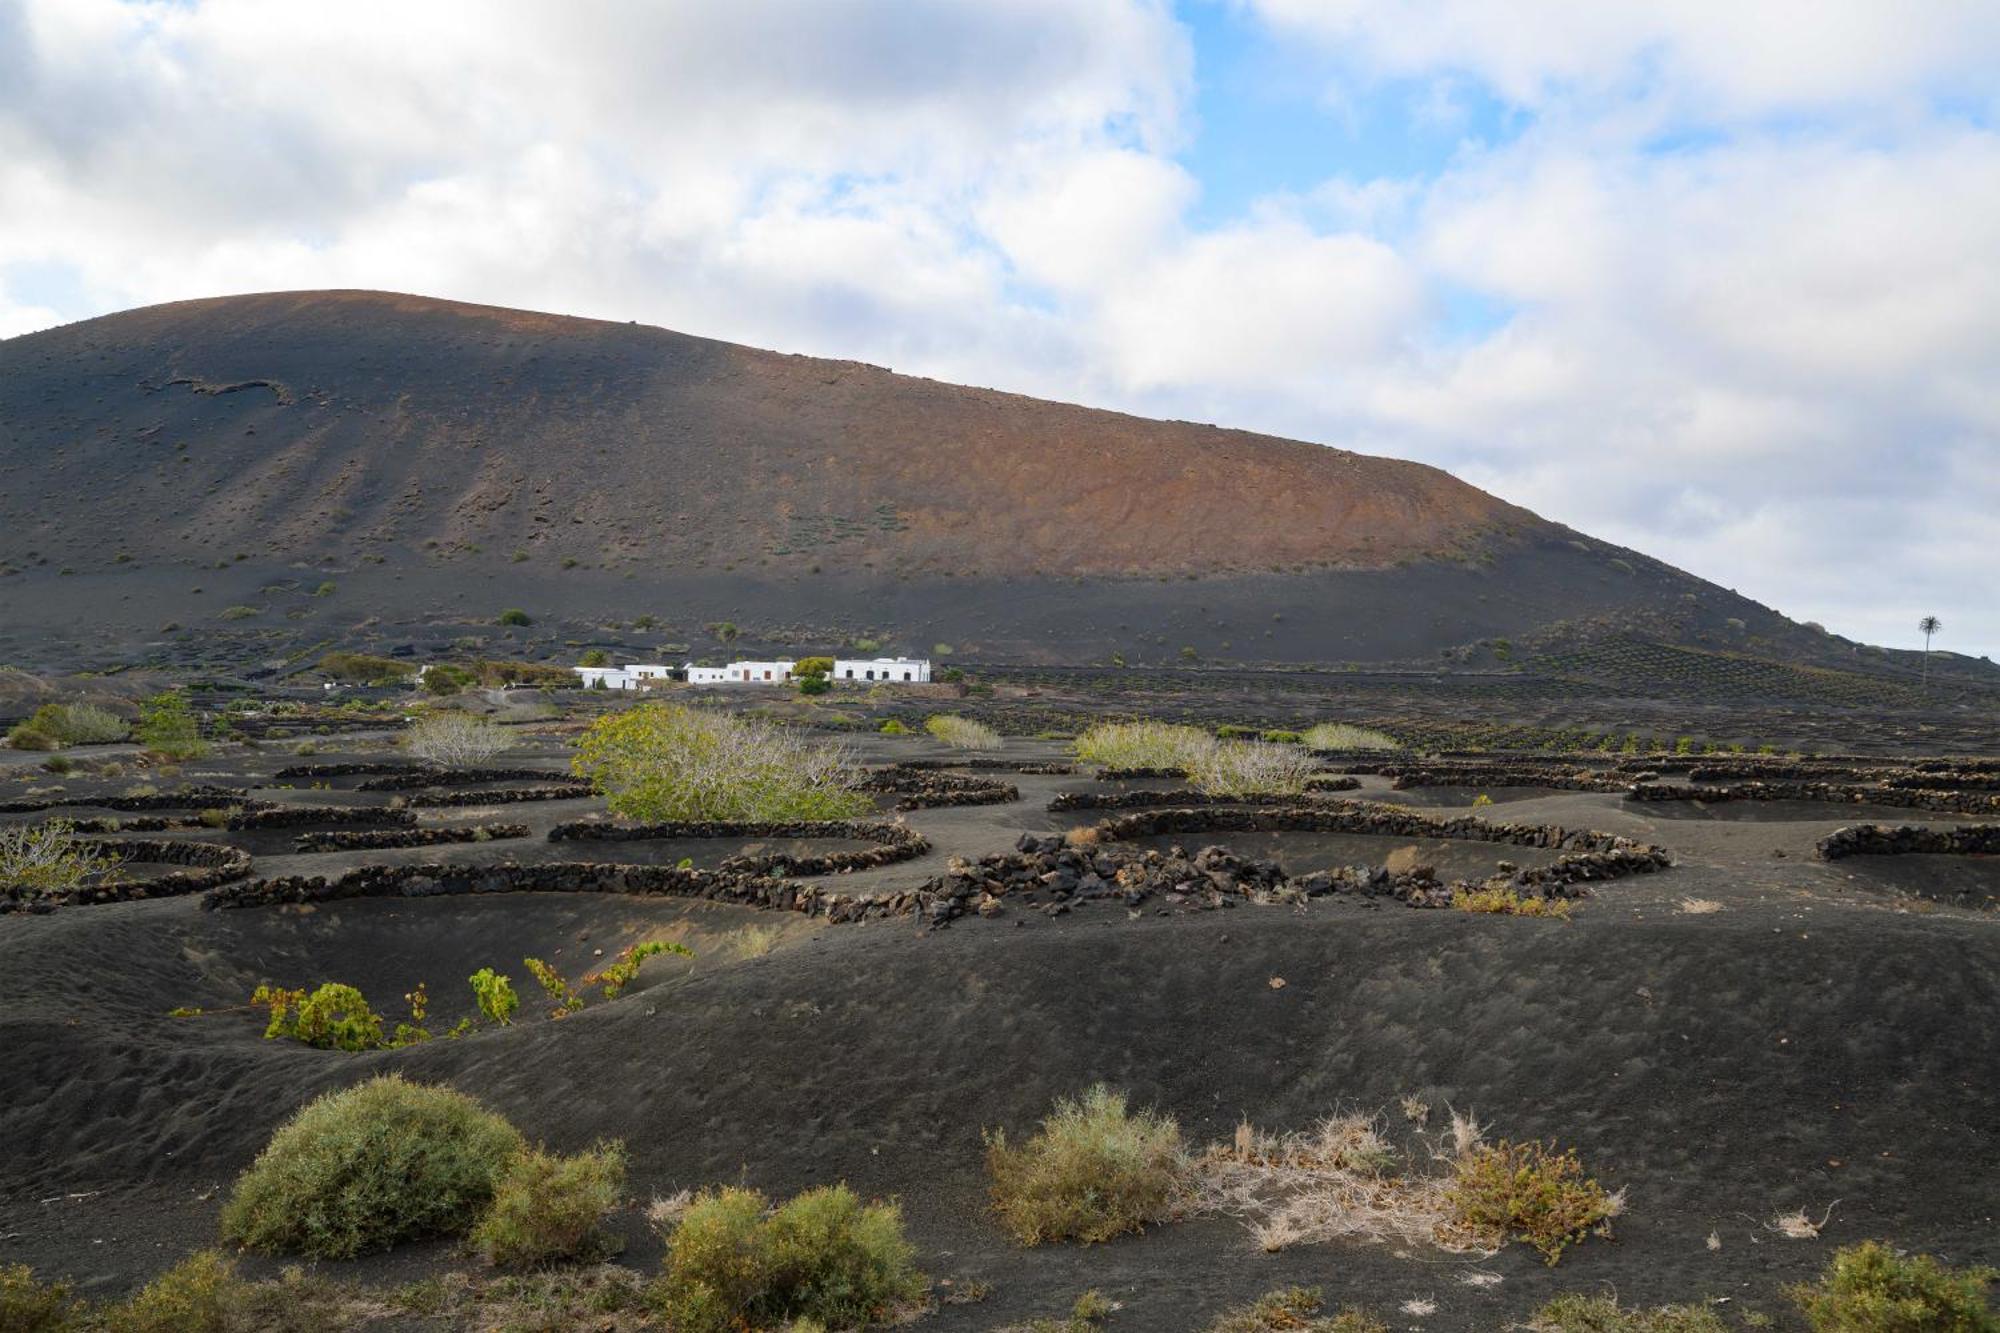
[{"left": 0, "top": 289, "right": 1966, "bottom": 681}]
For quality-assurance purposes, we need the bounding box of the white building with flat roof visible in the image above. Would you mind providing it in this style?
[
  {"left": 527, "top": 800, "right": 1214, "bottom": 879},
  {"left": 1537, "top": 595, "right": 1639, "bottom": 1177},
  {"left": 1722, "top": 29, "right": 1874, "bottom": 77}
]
[
  {"left": 573, "top": 663, "right": 672, "bottom": 690},
  {"left": 833, "top": 657, "right": 930, "bottom": 683}
]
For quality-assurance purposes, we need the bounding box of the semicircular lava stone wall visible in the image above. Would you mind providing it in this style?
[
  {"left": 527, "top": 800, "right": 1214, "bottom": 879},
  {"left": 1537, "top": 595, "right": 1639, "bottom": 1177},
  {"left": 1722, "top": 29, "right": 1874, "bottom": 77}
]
[
  {"left": 1627, "top": 780, "right": 2000, "bottom": 816},
  {"left": 1817, "top": 823, "right": 2000, "bottom": 860},
  {"left": 855, "top": 769, "right": 1019, "bottom": 809},
  {"left": 3, "top": 839, "right": 253, "bottom": 914},
  {"left": 292, "top": 823, "right": 532, "bottom": 853},
  {"left": 548, "top": 818, "right": 929, "bottom": 875}
]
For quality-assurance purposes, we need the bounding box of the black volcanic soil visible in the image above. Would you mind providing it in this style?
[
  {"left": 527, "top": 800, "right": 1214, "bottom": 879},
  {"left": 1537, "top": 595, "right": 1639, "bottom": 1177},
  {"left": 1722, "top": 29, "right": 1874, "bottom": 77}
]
[{"left": 3, "top": 728, "right": 1996, "bottom": 1331}]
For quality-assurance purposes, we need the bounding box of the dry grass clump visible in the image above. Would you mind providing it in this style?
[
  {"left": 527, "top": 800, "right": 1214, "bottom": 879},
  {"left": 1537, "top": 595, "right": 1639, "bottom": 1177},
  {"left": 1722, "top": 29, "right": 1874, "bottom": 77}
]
[
  {"left": 573, "top": 703, "right": 867, "bottom": 821},
  {"left": 925, "top": 714, "right": 1002, "bottom": 750},
  {"left": 1452, "top": 886, "right": 1574, "bottom": 920},
  {"left": 405, "top": 710, "right": 511, "bottom": 767},
  {"left": 986, "top": 1084, "right": 1190, "bottom": 1245},
  {"left": 1445, "top": 1140, "right": 1621, "bottom": 1265},
  {"left": 656, "top": 1183, "right": 926, "bottom": 1332},
  {"left": 471, "top": 1141, "right": 627, "bottom": 1268},
  {"left": 0, "top": 820, "right": 117, "bottom": 897},
  {"left": 1207, "top": 1286, "right": 1387, "bottom": 1332},
  {"left": 1301, "top": 723, "right": 1400, "bottom": 752},
  {"left": 1187, "top": 739, "right": 1320, "bottom": 797},
  {"left": 221, "top": 1075, "right": 525, "bottom": 1259},
  {"left": 1193, "top": 1108, "right": 1618, "bottom": 1267},
  {"left": 1787, "top": 1239, "right": 1996, "bottom": 1331},
  {"left": 1676, "top": 897, "right": 1724, "bottom": 915},
  {"left": 1526, "top": 1293, "right": 1727, "bottom": 1332},
  {"left": 1768, "top": 1203, "right": 1836, "bottom": 1239},
  {"left": 1074, "top": 721, "right": 1212, "bottom": 771},
  {"left": 1196, "top": 1114, "right": 1453, "bottom": 1254}
]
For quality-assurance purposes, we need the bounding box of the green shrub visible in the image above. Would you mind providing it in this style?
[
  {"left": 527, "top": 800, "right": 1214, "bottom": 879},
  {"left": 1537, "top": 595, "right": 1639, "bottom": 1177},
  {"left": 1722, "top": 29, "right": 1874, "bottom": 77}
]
[
  {"left": 137, "top": 690, "right": 207, "bottom": 759},
  {"left": 471, "top": 968, "right": 519, "bottom": 1026},
  {"left": 111, "top": 1250, "right": 247, "bottom": 1333},
  {"left": 986, "top": 1084, "right": 1188, "bottom": 1245},
  {"left": 0, "top": 1264, "right": 82, "bottom": 1332},
  {"left": 0, "top": 820, "right": 112, "bottom": 897},
  {"left": 5, "top": 722, "right": 58, "bottom": 751},
  {"left": 497, "top": 608, "right": 532, "bottom": 626},
  {"left": 1260, "top": 729, "right": 1303, "bottom": 744},
  {"left": 1445, "top": 1140, "right": 1617, "bottom": 1265},
  {"left": 572, "top": 704, "right": 867, "bottom": 822},
  {"left": 1207, "top": 1286, "right": 1387, "bottom": 1332},
  {"left": 579, "top": 649, "right": 610, "bottom": 668},
  {"left": 424, "top": 664, "right": 474, "bottom": 695},
  {"left": 218, "top": 605, "right": 259, "bottom": 621},
  {"left": 658, "top": 1184, "right": 926, "bottom": 1332},
  {"left": 1073, "top": 721, "right": 1210, "bottom": 771},
  {"left": 798, "top": 674, "right": 831, "bottom": 696},
  {"left": 1788, "top": 1240, "right": 1996, "bottom": 1332},
  {"left": 13, "top": 702, "right": 130, "bottom": 747},
  {"left": 1452, "top": 887, "right": 1573, "bottom": 920},
  {"left": 258, "top": 982, "right": 385, "bottom": 1051},
  {"left": 795, "top": 656, "right": 835, "bottom": 677},
  {"left": 221, "top": 1075, "right": 526, "bottom": 1258},
  {"left": 925, "top": 715, "right": 1001, "bottom": 750},
  {"left": 1299, "top": 723, "right": 1399, "bottom": 751},
  {"left": 473, "top": 1141, "right": 626, "bottom": 1268},
  {"left": 1526, "top": 1292, "right": 1727, "bottom": 1332},
  {"left": 879, "top": 719, "right": 909, "bottom": 735},
  {"left": 318, "top": 652, "right": 414, "bottom": 685}
]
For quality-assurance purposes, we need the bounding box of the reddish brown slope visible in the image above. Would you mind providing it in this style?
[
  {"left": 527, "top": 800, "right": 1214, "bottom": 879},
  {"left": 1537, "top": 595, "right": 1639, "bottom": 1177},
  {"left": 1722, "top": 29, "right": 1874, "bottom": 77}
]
[{"left": 0, "top": 290, "right": 1534, "bottom": 578}]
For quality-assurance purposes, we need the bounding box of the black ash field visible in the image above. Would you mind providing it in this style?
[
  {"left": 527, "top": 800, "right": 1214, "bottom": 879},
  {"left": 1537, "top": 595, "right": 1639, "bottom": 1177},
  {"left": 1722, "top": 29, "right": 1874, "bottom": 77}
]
[{"left": 2, "top": 674, "right": 1995, "bottom": 1331}]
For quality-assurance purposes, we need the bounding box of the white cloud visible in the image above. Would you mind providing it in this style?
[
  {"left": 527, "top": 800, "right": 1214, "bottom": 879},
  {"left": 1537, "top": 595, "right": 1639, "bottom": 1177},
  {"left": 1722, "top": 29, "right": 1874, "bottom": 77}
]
[{"left": 0, "top": 0, "right": 1995, "bottom": 656}]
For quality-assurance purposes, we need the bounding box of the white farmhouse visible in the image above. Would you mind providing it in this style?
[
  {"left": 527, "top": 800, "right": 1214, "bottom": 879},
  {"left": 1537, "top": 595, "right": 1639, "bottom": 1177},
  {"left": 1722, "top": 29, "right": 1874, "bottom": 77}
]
[
  {"left": 684, "top": 664, "right": 732, "bottom": 685},
  {"left": 833, "top": 657, "right": 931, "bottom": 683},
  {"left": 572, "top": 662, "right": 673, "bottom": 690}
]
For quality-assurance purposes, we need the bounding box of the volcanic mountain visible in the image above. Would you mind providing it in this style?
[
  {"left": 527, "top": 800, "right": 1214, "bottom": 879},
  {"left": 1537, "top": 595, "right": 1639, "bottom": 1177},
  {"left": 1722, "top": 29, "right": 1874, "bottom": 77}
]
[{"left": 0, "top": 290, "right": 1882, "bottom": 672}]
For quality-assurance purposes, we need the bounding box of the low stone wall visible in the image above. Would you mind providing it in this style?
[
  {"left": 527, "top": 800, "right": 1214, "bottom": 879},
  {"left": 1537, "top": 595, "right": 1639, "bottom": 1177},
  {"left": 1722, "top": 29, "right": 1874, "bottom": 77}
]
[
  {"left": 3, "top": 839, "right": 253, "bottom": 914},
  {"left": 227, "top": 806, "right": 416, "bottom": 830},
  {"left": 1304, "top": 775, "right": 1362, "bottom": 792},
  {"left": 357, "top": 767, "right": 563, "bottom": 791},
  {"left": 405, "top": 784, "right": 596, "bottom": 807},
  {"left": 1050, "top": 788, "right": 1331, "bottom": 812},
  {"left": 548, "top": 818, "right": 928, "bottom": 876},
  {"left": 201, "top": 860, "right": 921, "bottom": 923},
  {"left": 913, "top": 815, "right": 1670, "bottom": 925},
  {"left": 889, "top": 758, "right": 1076, "bottom": 775},
  {"left": 272, "top": 762, "right": 415, "bottom": 780},
  {"left": 1093, "top": 766, "right": 1187, "bottom": 781},
  {"left": 855, "top": 769, "right": 1020, "bottom": 810},
  {"left": 1386, "top": 766, "right": 1628, "bottom": 793},
  {"left": 1881, "top": 771, "right": 2000, "bottom": 792},
  {"left": 293, "top": 823, "right": 531, "bottom": 853},
  {"left": 1627, "top": 781, "right": 2000, "bottom": 816},
  {"left": 1089, "top": 801, "right": 1645, "bottom": 854},
  {"left": 0, "top": 785, "right": 254, "bottom": 815},
  {"left": 1817, "top": 823, "right": 2000, "bottom": 861}
]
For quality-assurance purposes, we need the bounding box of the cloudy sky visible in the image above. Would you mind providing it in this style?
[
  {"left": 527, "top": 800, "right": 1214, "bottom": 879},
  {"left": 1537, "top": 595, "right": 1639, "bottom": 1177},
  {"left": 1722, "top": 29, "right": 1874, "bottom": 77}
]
[{"left": 4, "top": 1, "right": 1996, "bottom": 657}]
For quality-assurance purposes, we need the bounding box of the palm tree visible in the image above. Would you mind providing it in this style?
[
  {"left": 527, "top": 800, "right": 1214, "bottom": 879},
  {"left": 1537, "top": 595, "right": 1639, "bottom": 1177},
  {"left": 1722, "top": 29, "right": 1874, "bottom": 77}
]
[{"left": 1919, "top": 615, "right": 1943, "bottom": 690}]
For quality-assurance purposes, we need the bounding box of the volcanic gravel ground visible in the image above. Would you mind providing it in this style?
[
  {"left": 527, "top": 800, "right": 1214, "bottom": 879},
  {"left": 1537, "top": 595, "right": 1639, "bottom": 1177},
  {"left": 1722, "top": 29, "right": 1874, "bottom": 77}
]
[{"left": 1, "top": 736, "right": 1995, "bottom": 1331}]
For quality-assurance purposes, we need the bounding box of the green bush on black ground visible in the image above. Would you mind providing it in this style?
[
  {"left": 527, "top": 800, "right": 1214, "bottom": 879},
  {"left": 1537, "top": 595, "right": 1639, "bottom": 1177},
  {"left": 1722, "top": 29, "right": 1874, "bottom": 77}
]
[
  {"left": 0, "top": 1264, "right": 82, "bottom": 1331},
  {"left": 221, "top": 1075, "right": 525, "bottom": 1258},
  {"left": 137, "top": 690, "right": 207, "bottom": 760},
  {"left": 472, "top": 1141, "right": 627, "bottom": 1268},
  {"left": 318, "top": 652, "right": 415, "bottom": 685},
  {"left": 1788, "top": 1240, "right": 1997, "bottom": 1331},
  {"left": 657, "top": 1183, "right": 926, "bottom": 1332},
  {"left": 986, "top": 1084, "right": 1188, "bottom": 1245},
  {"left": 496, "top": 608, "right": 532, "bottom": 626},
  {"left": 110, "top": 1251, "right": 246, "bottom": 1333}
]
